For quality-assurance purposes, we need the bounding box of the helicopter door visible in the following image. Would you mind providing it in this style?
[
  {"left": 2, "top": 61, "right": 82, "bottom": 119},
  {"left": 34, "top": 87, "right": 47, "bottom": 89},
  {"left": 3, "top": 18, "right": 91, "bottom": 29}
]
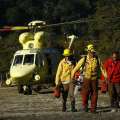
[
  {"left": 35, "top": 53, "right": 48, "bottom": 81},
  {"left": 35, "top": 54, "right": 45, "bottom": 68},
  {"left": 45, "top": 54, "right": 52, "bottom": 75}
]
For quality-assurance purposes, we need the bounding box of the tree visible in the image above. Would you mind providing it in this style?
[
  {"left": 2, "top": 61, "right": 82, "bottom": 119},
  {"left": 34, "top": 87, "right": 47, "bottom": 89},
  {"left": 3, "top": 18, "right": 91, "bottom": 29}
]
[{"left": 88, "top": 0, "right": 120, "bottom": 59}]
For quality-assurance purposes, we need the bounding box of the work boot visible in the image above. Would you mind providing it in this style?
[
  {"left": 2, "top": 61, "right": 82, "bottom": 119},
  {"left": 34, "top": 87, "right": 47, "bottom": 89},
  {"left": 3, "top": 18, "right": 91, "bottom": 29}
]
[
  {"left": 71, "top": 101, "right": 77, "bottom": 112},
  {"left": 62, "top": 90, "right": 68, "bottom": 112},
  {"left": 90, "top": 108, "right": 96, "bottom": 113},
  {"left": 82, "top": 107, "right": 89, "bottom": 112},
  {"left": 62, "top": 102, "right": 66, "bottom": 112}
]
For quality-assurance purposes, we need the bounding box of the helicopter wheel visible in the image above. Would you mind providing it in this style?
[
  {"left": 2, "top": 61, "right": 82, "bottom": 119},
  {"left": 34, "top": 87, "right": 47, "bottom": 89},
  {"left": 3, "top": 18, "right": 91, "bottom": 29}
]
[
  {"left": 18, "top": 85, "right": 24, "bottom": 94},
  {"left": 23, "top": 85, "right": 32, "bottom": 95}
]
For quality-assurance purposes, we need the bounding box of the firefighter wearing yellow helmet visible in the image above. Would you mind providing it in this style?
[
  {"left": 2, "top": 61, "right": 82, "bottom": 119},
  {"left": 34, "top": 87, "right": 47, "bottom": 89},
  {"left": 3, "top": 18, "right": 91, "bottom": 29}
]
[
  {"left": 62, "top": 49, "right": 72, "bottom": 56},
  {"left": 55, "top": 48, "right": 77, "bottom": 112},
  {"left": 72, "top": 44, "right": 107, "bottom": 113},
  {"left": 86, "top": 44, "right": 96, "bottom": 52}
]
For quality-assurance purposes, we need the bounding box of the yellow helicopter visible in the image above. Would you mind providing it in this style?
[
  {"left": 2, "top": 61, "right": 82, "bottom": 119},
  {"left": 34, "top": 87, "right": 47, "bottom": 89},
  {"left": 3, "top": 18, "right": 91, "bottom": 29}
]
[
  {"left": 0, "top": 20, "right": 78, "bottom": 95},
  {"left": 0, "top": 21, "right": 62, "bottom": 95}
]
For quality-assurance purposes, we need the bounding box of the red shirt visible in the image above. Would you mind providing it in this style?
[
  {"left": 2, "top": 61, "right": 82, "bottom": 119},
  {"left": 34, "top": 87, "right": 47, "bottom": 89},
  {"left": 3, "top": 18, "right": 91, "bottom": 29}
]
[{"left": 101, "top": 58, "right": 120, "bottom": 83}]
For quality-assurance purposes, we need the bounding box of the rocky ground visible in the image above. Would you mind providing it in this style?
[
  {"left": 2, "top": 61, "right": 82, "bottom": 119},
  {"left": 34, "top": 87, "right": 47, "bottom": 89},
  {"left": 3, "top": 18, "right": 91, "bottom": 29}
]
[{"left": 0, "top": 87, "right": 120, "bottom": 120}]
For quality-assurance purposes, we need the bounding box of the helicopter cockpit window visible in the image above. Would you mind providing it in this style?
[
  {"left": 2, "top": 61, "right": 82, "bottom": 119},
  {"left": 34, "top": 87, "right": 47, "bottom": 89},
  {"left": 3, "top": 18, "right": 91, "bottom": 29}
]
[
  {"left": 23, "top": 54, "right": 34, "bottom": 64},
  {"left": 13, "top": 55, "right": 23, "bottom": 65}
]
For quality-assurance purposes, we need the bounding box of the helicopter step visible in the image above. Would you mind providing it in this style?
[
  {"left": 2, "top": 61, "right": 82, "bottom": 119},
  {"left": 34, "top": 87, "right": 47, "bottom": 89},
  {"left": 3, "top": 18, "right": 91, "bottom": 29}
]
[{"left": 17, "top": 83, "right": 53, "bottom": 95}]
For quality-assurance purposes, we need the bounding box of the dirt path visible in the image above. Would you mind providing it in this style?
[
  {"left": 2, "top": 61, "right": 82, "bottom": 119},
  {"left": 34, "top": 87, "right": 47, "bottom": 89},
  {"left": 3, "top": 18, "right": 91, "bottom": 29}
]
[{"left": 0, "top": 87, "right": 119, "bottom": 120}]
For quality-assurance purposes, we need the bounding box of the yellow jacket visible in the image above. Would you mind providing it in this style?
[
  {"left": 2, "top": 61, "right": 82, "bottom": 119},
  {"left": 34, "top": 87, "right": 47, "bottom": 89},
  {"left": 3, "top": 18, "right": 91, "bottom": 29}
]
[
  {"left": 55, "top": 58, "right": 74, "bottom": 85},
  {"left": 71, "top": 55, "right": 107, "bottom": 80}
]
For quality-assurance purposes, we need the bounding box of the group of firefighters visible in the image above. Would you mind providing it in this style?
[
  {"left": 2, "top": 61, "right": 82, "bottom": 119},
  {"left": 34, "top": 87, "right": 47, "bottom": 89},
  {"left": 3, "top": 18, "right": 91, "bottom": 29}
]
[{"left": 55, "top": 44, "right": 120, "bottom": 113}]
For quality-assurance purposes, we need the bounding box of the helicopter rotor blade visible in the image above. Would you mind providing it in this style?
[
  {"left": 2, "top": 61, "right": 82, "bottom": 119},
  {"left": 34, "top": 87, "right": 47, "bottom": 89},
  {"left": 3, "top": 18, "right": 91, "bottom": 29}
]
[
  {"left": 0, "top": 26, "right": 28, "bottom": 32},
  {"left": 38, "top": 18, "right": 95, "bottom": 29},
  {"left": 11, "top": 26, "right": 28, "bottom": 30},
  {"left": 37, "top": 17, "right": 120, "bottom": 29}
]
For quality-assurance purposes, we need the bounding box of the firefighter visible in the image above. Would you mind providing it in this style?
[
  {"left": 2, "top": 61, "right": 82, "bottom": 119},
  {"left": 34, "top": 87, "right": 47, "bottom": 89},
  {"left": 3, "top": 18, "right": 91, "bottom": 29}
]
[
  {"left": 55, "top": 48, "right": 77, "bottom": 112},
  {"left": 101, "top": 51, "right": 120, "bottom": 112},
  {"left": 71, "top": 44, "right": 107, "bottom": 113}
]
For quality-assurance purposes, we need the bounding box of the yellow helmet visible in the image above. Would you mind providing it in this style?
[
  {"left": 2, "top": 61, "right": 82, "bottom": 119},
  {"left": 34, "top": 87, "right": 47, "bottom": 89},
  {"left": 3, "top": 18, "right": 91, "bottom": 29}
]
[
  {"left": 63, "top": 49, "right": 72, "bottom": 56},
  {"left": 86, "top": 44, "right": 95, "bottom": 52}
]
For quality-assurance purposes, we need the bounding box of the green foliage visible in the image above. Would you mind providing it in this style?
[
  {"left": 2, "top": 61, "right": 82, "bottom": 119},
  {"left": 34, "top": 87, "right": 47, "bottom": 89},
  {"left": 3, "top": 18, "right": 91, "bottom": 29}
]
[
  {"left": 88, "top": 0, "right": 120, "bottom": 59},
  {"left": 0, "top": 32, "right": 21, "bottom": 71}
]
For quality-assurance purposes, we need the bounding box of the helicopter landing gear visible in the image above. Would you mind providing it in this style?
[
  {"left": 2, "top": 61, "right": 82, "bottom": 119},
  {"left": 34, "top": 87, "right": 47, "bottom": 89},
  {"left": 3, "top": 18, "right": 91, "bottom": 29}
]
[
  {"left": 23, "top": 85, "right": 32, "bottom": 95},
  {"left": 18, "top": 85, "right": 24, "bottom": 94}
]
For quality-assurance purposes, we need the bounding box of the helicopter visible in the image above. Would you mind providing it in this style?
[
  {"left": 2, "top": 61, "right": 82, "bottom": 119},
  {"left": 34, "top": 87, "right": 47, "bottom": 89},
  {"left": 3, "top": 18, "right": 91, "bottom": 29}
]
[
  {"left": 0, "top": 21, "right": 61, "bottom": 95},
  {"left": 0, "top": 20, "right": 78, "bottom": 95}
]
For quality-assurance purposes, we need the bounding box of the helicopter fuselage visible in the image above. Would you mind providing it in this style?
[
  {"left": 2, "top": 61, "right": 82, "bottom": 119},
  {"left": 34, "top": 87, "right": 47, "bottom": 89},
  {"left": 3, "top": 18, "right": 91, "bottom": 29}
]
[{"left": 6, "top": 49, "right": 48, "bottom": 86}]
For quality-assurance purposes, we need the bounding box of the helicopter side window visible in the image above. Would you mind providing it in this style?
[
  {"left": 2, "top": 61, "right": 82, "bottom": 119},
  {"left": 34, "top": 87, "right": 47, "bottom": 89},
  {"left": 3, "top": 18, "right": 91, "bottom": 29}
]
[
  {"left": 13, "top": 55, "right": 23, "bottom": 65},
  {"left": 40, "top": 55, "right": 45, "bottom": 67},
  {"left": 35, "top": 54, "right": 45, "bottom": 67},
  {"left": 45, "top": 53, "right": 52, "bottom": 74},
  {"left": 23, "top": 54, "right": 34, "bottom": 64}
]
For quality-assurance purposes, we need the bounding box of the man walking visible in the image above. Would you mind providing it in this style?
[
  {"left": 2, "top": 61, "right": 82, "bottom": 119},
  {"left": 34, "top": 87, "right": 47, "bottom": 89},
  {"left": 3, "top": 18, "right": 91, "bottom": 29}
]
[
  {"left": 101, "top": 51, "right": 120, "bottom": 112},
  {"left": 55, "top": 48, "right": 77, "bottom": 112},
  {"left": 72, "top": 44, "right": 107, "bottom": 113}
]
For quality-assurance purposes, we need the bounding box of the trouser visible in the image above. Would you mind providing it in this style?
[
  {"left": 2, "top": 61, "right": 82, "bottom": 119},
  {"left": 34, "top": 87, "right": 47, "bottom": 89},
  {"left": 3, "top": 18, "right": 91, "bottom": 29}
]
[
  {"left": 74, "top": 85, "right": 82, "bottom": 97},
  {"left": 61, "top": 80, "right": 76, "bottom": 111},
  {"left": 108, "top": 82, "right": 120, "bottom": 108},
  {"left": 61, "top": 84, "right": 69, "bottom": 109},
  {"left": 81, "top": 79, "right": 98, "bottom": 112},
  {"left": 74, "top": 85, "right": 80, "bottom": 97}
]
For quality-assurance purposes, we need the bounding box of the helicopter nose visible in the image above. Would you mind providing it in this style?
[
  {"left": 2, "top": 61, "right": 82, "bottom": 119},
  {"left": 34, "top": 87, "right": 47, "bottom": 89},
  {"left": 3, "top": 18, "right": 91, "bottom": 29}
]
[{"left": 10, "top": 65, "right": 36, "bottom": 78}]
